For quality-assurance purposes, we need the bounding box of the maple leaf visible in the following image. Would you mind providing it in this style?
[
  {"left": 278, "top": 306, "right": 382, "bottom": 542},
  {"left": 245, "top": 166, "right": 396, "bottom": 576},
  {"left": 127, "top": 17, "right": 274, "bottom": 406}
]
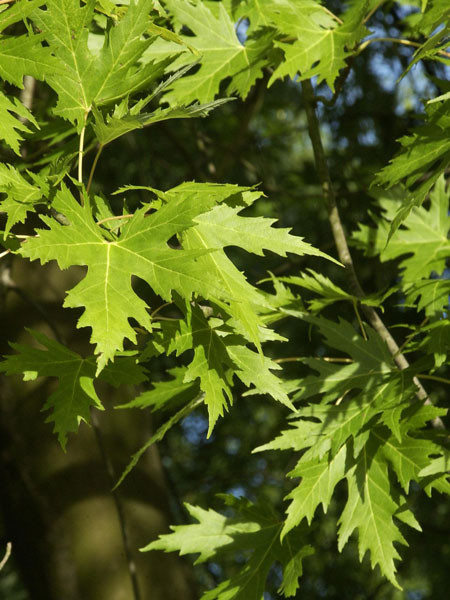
[
  {"left": 423, "top": 319, "right": 450, "bottom": 367},
  {"left": 353, "top": 176, "right": 450, "bottom": 316},
  {"left": 116, "top": 366, "right": 199, "bottom": 412},
  {"left": 374, "top": 102, "right": 450, "bottom": 232},
  {"left": 290, "top": 316, "right": 398, "bottom": 403},
  {"left": 256, "top": 378, "right": 405, "bottom": 466},
  {"left": 0, "top": 0, "right": 55, "bottom": 89},
  {"left": 0, "top": 329, "right": 145, "bottom": 449},
  {"left": 92, "top": 96, "right": 231, "bottom": 147},
  {"left": 145, "top": 0, "right": 271, "bottom": 104},
  {"left": 232, "top": 0, "right": 278, "bottom": 34},
  {"left": 419, "top": 448, "right": 450, "bottom": 478},
  {"left": 32, "top": 0, "right": 176, "bottom": 127},
  {"left": 142, "top": 495, "right": 314, "bottom": 599},
  {"left": 338, "top": 436, "right": 414, "bottom": 589},
  {"left": 0, "top": 0, "right": 51, "bottom": 154},
  {"left": 264, "top": 0, "right": 368, "bottom": 91},
  {"left": 0, "top": 93, "right": 39, "bottom": 156},
  {"left": 0, "top": 165, "right": 45, "bottom": 237},
  {"left": 184, "top": 201, "right": 336, "bottom": 346},
  {"left": 19, "top": 184, "right": 225, "bottom": 372},
  {"left": 153, "top": 303, "right": 293, "bottom": 433},
  {"left": 281, "top": 445, "right": 348, "bottom": 535}
]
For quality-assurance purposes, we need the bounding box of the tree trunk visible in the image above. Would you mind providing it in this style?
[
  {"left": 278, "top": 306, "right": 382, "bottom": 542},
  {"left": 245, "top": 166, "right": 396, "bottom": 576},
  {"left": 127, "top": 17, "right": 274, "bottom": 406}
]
[{"left": 0, "top": 257, "right": 197, "bottom": 600}]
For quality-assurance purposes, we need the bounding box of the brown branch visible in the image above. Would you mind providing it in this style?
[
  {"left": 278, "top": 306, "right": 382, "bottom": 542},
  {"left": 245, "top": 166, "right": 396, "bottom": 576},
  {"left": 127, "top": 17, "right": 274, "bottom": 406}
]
[{"left": 301, "top": 78, "right": 444, "bottom": 430}]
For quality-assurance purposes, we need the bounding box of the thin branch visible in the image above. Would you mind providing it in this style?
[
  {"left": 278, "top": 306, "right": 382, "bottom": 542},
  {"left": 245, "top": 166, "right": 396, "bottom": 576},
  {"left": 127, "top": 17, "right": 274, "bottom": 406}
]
[
  {"left": 150, "top": 302, "right": 172, "bottom": 319},
  {"left": 301, "top": 78, "right": 445, "bottom": 430},
  {"left": 323, "top": 357, "right": 353, "bottom": 363},
  {"left": 78, "top": 124, "right": 86, "bottom": 185},
  {"left": 86, "top": 144, "right": 104, "bottom": 194},
  {"left": 357, "top": 37, "right": 450, "bottom": 59},
  {"left": 0, "top": 0, "right": 15, "bottom": 6},
  {"left": 274, "top": 357, "right": 303, "bottom": 364},
  {"left": 0, "top": 249, "right": 11, "bottom": 260},
  {"left": 353, "top": 299, "right": 367, "bottom": 340},
  {"left": 417, "top": 374, "right": 450, "bottom": 387},
  {"left": 96, "top": 214, "right": 133, "bottom": 226},
  {"left": 322, "top": 5, "right": 343, "bottom": 25},
  {"left": 275, "top": 356, "right": 354, "bottom": 364},
  {"left": 362, "top": 0, "right": 387, "bottom": 24},
  {"left": 397, "top": 318, "right": 428, "bottom": 355},
  {"left": 0, "top": 542, "right": 12, "bottom": 572}
]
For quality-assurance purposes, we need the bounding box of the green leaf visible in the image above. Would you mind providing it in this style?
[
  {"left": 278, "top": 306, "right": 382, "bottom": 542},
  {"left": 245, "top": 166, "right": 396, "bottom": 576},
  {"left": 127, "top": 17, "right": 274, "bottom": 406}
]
[
  {"left": 147, "top": 0, "right": 271, "bottom": 105},
  {"left": 0, "top": 164, "right": 45, "bottom": 237},
  {"left": 183, "top": 202, "right": 337, "bottom": 346},
  {"left": 375, "top": 425, "right": 446, "bottom": 494},
  {"left": 374, "top": 103, "right": 450, "bottom": 232},
  {"left": 419, "top": 448, "right": 450, "bottom": 477},
  {"left": 338, "top": 437, "right": 411, "bottom": 589},
  {"left": 282, "top": 445, "right": 348, "bottom": 535},
  {"left": 92, "top": 96, "right": 232, "bottom": 146},
  {"left": 265, "top": 0, "right": 368, "bottom": 91},
  {"left": 289, "top": 316, "right": 397, "bottom": 403},
  {"left": 154, "top": 304, "right": 294, "bottom": 434},
  {"left": 116, "top": 366, "right": 199, "bottom": 411},
  {"left": 20, "top": 184, "right": 224, "bottom": 372},
  {"left": 257, "top": 381, "right": 400, "bottom": 463},
  {"left": 0, "top": 93, "right": 39, "bottom": 155},
  {"left": 114, "top": 394, "right": 204, "bottom": 489},
  {"left": 0, "top": 0, "right": 45, "bottom": 31},
  {"left": 143, "top": 495, "right": 314, "bottom": 599},
  {"left": 0, "top": 33, "right": 55, "bottom": 88},
  {"left": 353, "top": 177, "right": 450, "bottom": 315},
  {"left": 32, "top": 0, "right": 176, "bottom": 127},
  {"left": 0, "top": 330, "right": 146, "bottom": 449},
  {"left": 0, "top": 330, "right": 104, "bottom": 449},
  {"left": 423, "top": 319, "right": 450, "bottom": 366}
]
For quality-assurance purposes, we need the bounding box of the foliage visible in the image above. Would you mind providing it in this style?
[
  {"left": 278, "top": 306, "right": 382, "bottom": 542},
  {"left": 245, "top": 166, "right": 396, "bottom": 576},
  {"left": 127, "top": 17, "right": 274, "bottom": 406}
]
[{"left": 0, "top": 0, "right": 449, "bottom": 598}]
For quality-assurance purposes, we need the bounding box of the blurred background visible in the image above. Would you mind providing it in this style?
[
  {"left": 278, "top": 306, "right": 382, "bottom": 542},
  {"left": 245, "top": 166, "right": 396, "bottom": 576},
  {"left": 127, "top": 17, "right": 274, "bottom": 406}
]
[{"left": 1, "top": 1, "right": 449, "bottom": 598}]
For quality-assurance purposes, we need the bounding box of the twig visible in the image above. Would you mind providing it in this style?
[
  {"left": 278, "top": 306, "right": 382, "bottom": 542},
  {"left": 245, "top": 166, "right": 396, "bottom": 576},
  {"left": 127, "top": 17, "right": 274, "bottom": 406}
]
[
  {"left": 322, "top": 5, "right": 343, "bottom": 25},
  {"left": 96, "top": 214, "right": 133, "bottom": 226},
  {"left": 78, "top": 124, "right": 86, "bottom": 185},
  {"left": 301, "top": 78, "right": 445, "bottom": 430},
  {"left": 397, "top": 318, "right": 428, "bottom": 355},
  {"left": 362, "top": 0, "right": 387, "bottom": 24},
  {"left": 0, "top": 0, "right": 15, "bottom": 6},
  {"left": 417, "top": 374, "right": 450, "bottom": 387},
  {"left": 150, "top": 302, "right": 172, "bottom": 319},
  {"left": 274, "top": 357, "right": 303, "bottom": 364},
  {"left": 0, "top": 542, "right": 12, "bottom": 571},
  {"left": 357, "top": 37, "right": 450, "bottom": 59},
  {"left": 353, "top": 298, "right": 367, "bottom": 340},
  {"left": 86, "top": 144, "right": 104, "bottom": 194}
]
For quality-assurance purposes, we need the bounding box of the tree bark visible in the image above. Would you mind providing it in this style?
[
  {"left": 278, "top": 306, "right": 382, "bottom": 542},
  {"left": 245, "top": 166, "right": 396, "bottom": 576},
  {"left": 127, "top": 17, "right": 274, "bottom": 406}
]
[{"left": 0, "top": 256, "right": 197, "bottom": 600}]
